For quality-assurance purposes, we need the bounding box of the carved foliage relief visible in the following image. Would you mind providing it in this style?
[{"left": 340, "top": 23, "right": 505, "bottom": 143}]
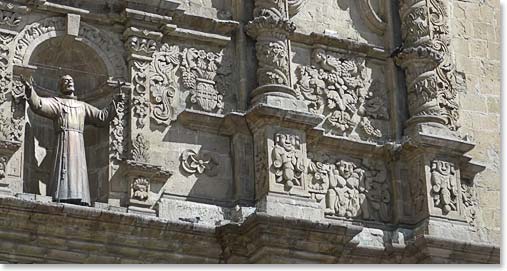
[
  {"left": 295, "top": 49, "right": 388, "bottom": 140},
  {"left": 461, "top": 179, "right": 478, "bottom": 227},
  {"left": 307, "top": 156, "right": 391, "bottom": 222}
]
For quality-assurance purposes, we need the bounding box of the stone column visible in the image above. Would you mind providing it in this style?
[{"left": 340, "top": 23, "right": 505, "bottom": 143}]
[
  {"left": 396, "top": 0, "right": 459, "bottom": 131},
  {"left": 246, "top": 0, "right": 300, "bottom": 106},
  {"left": 245, "top": 0, "right": 321, "bottom": 220},
  {"left": 395, "top": 1, "right": 484, "bottom": 233}
]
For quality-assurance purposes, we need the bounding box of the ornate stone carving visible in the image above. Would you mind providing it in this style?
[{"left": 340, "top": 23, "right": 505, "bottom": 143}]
[
  {"left": 430, "top": 160, "right": 457, "bottom": 214},
  {"left": 110, "top": 91, "right": 128, "bottom": 161},
  {"left": 0, "top": 10, "right": 21, "bottom": 27},
  {"left": 271, "top": 133, "right": 304, "bottom": 189},
  {"left": 131, "top": 133, "right": 150, "bottom": 163},
  {"left": 246, "top": 0, "right": 297, "bottom": 99},
  {"left": 181, "top": 47, "right": 226, "bottom": 113},
  {"left": 127, "top": 36, "right": 157, "bottom": 55},
  {"left": 295, "top": 49, "right": 388, "bottom": 139},
  {"left": 132, "top": 177, "right": 149, "bottom": 201},
  {"left": 150, "top": 44, "right": 180, "bottom": 124},
  {"left": 396, "top": 0, "right": 459, "bottom": 130},
  {"left": 180, "top": 149, "right": 218, "bottom": 177},
  {"left": 0, "top": 108, "right": 23, "bottom": 143},
  {"left": 132, "top": 61, "right": 150, "bottom": 129},
  {"left": 461, "top": 180, "right": 478, "bottom": 227},
  {"left": 0, "top": 155, "right": 7, "bottom": 179},
  {"left": 308, "top": 157, "right": 391, "bottom": 222},
  {"left": 0, "top": 32, "right": 14, "bottom": 104}
]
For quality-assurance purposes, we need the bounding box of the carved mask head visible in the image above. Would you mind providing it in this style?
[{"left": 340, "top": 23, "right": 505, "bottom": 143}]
[
  {"left": 59, "top": 75, "right": 75, "bottom": 95},
  {"left": 337, "top": 161, "right": 353, "bottom": 179}
]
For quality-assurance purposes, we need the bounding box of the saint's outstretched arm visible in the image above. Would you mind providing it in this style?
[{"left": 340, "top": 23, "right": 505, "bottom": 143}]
[
  {"left": 23, "top": 79, "right": 59, "bottom": 119},
  {"left": 84, "top": 99, "right": 117, "bottom": 127}
]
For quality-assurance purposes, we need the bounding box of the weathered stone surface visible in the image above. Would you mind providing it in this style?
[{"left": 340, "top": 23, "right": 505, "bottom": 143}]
[{"left": 0, "top": 0, "right": 498, "bottom": 264}]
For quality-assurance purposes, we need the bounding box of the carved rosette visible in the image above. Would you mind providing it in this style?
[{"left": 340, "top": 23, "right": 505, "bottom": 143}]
[
  {"left": 430, "top": 160, "right": 458, "bottom": 215},
  {"left": 294, "top": 49, "right": 388, "bottom": 140},
  {"left": 307, "top": 157, "right": 391, "bottom": 222},
  {"left": 180, "top": 149, "right": 219, "bottom": 177},
  {"left": 246, "top": 0, "right": 296, "bottom": 97},
  {"left": 396, "top": 0, "right": 459, "bottom": 130}
]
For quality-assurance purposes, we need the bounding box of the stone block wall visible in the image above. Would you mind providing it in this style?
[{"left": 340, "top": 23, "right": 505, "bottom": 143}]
[{"left": 451, "top": 0, "right": 500, "bottom": 241}]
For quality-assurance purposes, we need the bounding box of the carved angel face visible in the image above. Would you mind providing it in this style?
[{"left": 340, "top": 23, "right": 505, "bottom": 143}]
[
  {"left": 59, "top": 75, "right": 75, "bottom": 95},
  {"left": 337, "top": 161, "right": 354, "bottom": 179}
]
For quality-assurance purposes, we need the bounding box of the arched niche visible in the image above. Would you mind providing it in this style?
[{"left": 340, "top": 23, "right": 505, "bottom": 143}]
[{"left": 18, "top": 18, "right": 126, "bottom": 204}]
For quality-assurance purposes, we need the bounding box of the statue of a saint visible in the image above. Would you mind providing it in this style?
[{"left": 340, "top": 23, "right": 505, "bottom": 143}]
[{"left": 22, "top": 75, "right": 118, "bottom": 206}]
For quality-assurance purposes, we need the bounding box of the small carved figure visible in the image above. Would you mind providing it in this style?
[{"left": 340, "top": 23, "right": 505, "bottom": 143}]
[
  {"left": 22, "top": 75, "right": 119, "bottom": 206},
  {"left": 272, "top": 133, "right": 304, "bottom": 189},
  {"left": 430, "top": 160, "right": 458, "bottom": 214}
]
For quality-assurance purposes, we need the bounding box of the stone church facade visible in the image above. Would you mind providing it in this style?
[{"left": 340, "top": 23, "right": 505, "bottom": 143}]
[{"left": 0, "top": 0, "right": 500, "bottom": 263}]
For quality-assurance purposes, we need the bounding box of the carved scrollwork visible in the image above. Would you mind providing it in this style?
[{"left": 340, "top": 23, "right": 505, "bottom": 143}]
[
  {"left": 180, "top": 149, "right": 219, "bottom": 177},
  {"left": 0, "top": 10, "right": 20, "bottom": 27},
  {"left": 295, "top": 49, "right": 388, "bottom": 139},
  {"left": 307, "top": 157, "right": 391, "bottom": 222},
  {"left": 150, "top": 44, "right": 180, "bottom": 124},
  {"left": 271, "top": 133, "right": 304, "bottom": 189},
  {"left": 430, "top": 160, "right": 458, "bottom": 214}
]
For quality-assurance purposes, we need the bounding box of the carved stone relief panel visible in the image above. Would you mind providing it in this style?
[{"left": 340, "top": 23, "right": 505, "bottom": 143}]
[
  {"left": 307, "top": 153, "right": 392, "bottom": 222},
  {"left": 461, "top": 178, "right": 478, "bottom": 228},
  {"left": 130, "top": 41, "right": 233, "bottom": 128},
  {"left": 293, "top": 47, "right": 389, "bottom": 142},
  {"left": 430, "top": 160, "right": 458, "bottom": 215},
  {"left": 252, "top": 126, "right": 309, "bottom": 198}
]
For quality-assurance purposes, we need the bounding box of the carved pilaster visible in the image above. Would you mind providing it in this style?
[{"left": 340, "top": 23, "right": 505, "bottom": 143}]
[
  {"left": 124, "top": 27, "right": 162, "bottom": 130},
  {"left": 246, "top": 0, "right": 297, "bottom": 103},
  {"left": 396, "top": 0, "right": 458, "bottom": 131}
]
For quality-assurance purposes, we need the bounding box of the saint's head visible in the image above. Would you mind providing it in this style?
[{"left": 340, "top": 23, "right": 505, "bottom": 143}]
[{"left": 58, "top": 75, "right": 75, "bottom": 96}]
